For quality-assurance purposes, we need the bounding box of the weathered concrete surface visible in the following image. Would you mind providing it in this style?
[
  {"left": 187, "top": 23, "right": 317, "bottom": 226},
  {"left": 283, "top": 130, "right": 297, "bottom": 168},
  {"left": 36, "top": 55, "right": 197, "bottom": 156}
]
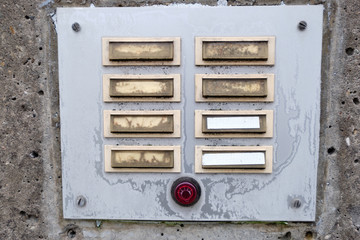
[{"left": 0, "top": 0, "right": 359, "bottom": 239}]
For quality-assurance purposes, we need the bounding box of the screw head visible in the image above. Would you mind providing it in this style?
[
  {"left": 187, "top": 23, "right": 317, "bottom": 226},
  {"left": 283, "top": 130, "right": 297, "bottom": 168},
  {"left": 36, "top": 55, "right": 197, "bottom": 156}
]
[
  {"left": 95, "top": 220, "right": 102, "bottom": 228},
  {"left": 292, "top": 199, "right": 302, "bottom": 208},
  {"left": 72, "top": 22, "right": 81, "bottom": 32},
  {"left": 298, "top": 21, "right": 307, "bottom": 31},
  {"left": 76, "top": 195, "right": 86, "bottom": 207}
]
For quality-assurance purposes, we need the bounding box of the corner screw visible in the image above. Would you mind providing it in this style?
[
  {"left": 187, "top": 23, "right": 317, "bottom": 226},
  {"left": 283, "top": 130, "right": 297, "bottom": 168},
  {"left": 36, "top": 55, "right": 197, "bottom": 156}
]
[
  {"left": 76, "top": 195, "right": 86, "bottom": 207},
  {"left": 292, "top": 199, "right": 302, "bottom": 208},
  {"left": 95, "top": 220, "right": 102, "bottom": 228},
  {"left": 298, "top": 21, "right": 307, "bottom": 31},
  {"left": 72, "top": 22, "right": 81, "bottom": 32}
]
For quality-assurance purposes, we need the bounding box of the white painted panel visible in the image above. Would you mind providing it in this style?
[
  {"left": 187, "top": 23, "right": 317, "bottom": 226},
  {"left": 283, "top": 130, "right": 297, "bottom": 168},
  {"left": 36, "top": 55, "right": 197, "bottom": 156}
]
[
  {"left": 207, "top": 116, "right": 260, "bottom": 129},
  {"left": 202, "top": 152, "right": 265, "bottom": 168}
]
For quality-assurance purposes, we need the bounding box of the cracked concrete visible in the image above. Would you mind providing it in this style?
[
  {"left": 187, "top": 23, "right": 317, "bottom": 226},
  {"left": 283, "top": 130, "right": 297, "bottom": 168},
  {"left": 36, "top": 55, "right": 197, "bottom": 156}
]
[{"left": 0, "top": 0, "right": 359, "bottom": 239}]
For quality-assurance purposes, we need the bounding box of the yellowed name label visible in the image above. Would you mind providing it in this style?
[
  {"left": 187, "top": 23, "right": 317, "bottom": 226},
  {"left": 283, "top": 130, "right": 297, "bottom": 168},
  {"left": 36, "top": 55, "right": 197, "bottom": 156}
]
[
  {"left": 202, "top": 41, "right": 268, "bottom": 60},
  {"left": 195, "top": 37, "right": 275, "bottom": 66},
  {"left": 111, "top": 150, "right": 174, "bottom": 168},
  {"left": 103, "top": 37, "right": 181, "bottom": 66},
  {"left": 195, "top": 74, "right": 274, "bottom": 102},
  {"left": 104, "top": 145, "right": 181, "bottom": 172},
  {"left": 202, "top": 78, "right": 267, "bottom": 97},
  {"left": 109, "top": 79, "right": 173, "bottom": 97},
  {"left": 109, "top": 42, "right": 174, "bottom": 61},
  {"left": 110, "top": 115, "right": 174, "bottom": 133}
]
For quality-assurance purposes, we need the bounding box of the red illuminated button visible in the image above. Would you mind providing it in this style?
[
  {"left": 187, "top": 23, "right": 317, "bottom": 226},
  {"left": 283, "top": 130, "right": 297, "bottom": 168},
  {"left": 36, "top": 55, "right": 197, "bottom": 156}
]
[{"left": 171, "top": 177, "right": 201, "bottom": 206}]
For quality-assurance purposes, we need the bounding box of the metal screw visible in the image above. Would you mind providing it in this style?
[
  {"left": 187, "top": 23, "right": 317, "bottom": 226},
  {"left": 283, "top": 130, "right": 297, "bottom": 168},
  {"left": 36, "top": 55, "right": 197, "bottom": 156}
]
[
  {"left": 72, "top": 22, "right": 81, "bottom": 32},
  {"left": 76, "top": 195, "right": 86, "bottom": 207},
  {"left": 298, "top": 21, "right": 307, "bottom": 31},
  {"left": 292, "top": 199, "right": 302, "bottom": 208},
  {"left": 95, "top": 220, "right": 102, "bottom": 228}
]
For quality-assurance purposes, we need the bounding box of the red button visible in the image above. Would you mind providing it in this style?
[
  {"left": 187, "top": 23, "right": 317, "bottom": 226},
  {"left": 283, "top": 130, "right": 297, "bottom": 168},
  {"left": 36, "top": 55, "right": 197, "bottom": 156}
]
[
  {"left": 171, "top": 177, "right": 201, "bottom": 206},
  {"left": 174, "top": 182, "right": 197, "bottom": 205}
]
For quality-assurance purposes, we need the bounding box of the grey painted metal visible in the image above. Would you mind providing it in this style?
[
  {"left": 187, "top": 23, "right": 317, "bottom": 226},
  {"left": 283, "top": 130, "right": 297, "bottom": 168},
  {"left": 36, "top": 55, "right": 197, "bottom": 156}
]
[{"left": 57, "top": 6, "right": 323, "bottom": 221}]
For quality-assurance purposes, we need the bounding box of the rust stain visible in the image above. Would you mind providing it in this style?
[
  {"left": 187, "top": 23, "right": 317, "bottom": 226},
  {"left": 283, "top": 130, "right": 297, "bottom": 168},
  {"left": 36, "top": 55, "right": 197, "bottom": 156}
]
[{"left": 9, "top": 26, "right": 15, "bottom": 35}]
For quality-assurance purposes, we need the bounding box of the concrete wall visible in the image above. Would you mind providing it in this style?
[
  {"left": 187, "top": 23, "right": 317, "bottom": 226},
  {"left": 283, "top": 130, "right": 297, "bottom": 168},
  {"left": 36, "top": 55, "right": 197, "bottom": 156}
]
[{"left": 0, "top": 0, "right": 359, "bottom": 239}]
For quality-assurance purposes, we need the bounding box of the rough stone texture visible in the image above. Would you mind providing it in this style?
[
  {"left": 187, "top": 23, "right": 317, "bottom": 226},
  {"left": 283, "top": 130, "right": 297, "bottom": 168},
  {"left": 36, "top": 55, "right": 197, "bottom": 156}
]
[
  {"left": 0, "top": 0, "right": 359, "bottom": 239},
  {"left": 332, "top": 0, "right": 360, "bottom": 238},
  {"left": 0, "top": 1, "right": 47, "bottom": 239},
  {"left": 228, "top": 0, "right": 282, "bottom": 6}
]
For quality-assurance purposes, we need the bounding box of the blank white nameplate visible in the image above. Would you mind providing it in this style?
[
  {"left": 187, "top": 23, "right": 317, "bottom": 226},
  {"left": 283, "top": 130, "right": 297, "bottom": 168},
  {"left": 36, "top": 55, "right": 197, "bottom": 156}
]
[
  {"left": 195, "top": 145, "right": 273, "bottom": 173},
  {"left": 207, "top": 116, "right": 260, "bottom": 130},
  {"left": 202, "top": 152, "right": 266, "bottom": 169},
  {"left": 195, "top": 110, "right": 273, "bottom": 138}
]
